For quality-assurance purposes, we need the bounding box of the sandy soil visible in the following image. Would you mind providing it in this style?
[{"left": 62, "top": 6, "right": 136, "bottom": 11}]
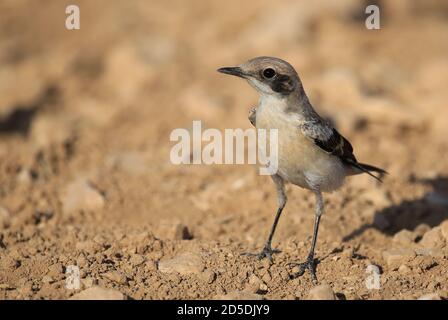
[{"left": 1, "top": 0, "right": 448, "bottom": 300}]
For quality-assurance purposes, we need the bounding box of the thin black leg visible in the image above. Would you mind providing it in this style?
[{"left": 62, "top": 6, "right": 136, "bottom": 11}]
[
  {"left": 242, "top": 175, "right": 286, "bottom": 262},
  {"left": 242, "top": 204, "right": 285, "bottom": 261},
  {"left": 266, "top": 204, "right": 285, "bottom": 248},
  {"left": 289, "top": 191, "right": 323, "bottom": 283}
]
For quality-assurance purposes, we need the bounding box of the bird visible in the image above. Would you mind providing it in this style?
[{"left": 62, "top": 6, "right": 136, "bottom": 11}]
[{"left": 218, "top": 56, "right": 387, "bottom": 282}]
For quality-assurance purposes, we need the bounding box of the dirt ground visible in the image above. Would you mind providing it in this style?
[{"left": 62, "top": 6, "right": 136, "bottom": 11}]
[{"left": 1, "top": 0, "right": 448, "bottom": 300}]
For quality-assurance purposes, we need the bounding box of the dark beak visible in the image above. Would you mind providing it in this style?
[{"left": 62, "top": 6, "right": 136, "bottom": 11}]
[{"left": 217, "top": 66, "right": 246, "bottom": 78}]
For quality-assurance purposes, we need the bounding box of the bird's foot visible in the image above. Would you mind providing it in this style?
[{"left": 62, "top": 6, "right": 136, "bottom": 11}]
[
  {"left": 288, "top": 255, "right": 318, "bottom": 283},
  {"left": 242, "top": 245, "right": 281, "bottom": 262}
]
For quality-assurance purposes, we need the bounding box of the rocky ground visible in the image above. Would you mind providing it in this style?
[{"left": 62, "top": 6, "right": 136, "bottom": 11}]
[{"left": 1, "top": 0, "right": 448, "bottom": 300}]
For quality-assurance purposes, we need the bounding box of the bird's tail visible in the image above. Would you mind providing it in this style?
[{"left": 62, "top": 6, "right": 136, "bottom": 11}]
[{"left": 346, "top": 160, "right": 388, "bottom": 183}]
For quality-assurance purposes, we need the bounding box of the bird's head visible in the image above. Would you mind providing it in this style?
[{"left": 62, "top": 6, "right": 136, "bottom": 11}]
[{"left": 218, "top": 56, "right": 301, "bottom": 97}]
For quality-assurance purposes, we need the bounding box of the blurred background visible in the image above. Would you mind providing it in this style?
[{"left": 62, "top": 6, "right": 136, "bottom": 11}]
[{"left": 1, "top": 0, "right": 448, "bottom": 300}]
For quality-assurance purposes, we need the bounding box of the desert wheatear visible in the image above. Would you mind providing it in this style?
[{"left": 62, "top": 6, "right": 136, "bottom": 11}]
[{"left": 218, "top": 57, "right": 386, "bottom": 282}]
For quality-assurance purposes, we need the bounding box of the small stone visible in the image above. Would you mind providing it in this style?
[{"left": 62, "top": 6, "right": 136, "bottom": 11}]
[
  {"left": 158, "top": 252, "right": 204, "bottom": 275},
  {"left": 201, "top": 269, "right": 216, "bottom": 284},
  {"left": 306, "top": 284, "right": 336, "bottom": 300},
  {"left": 410, "top": 256, "right": 437, "bottom": 271},
  {"left": 62, "top": 178, "right": 105, "bottom": 215},
  {"left": 216, "top": 291, "right": 263, "bottom": 300},
  {"left": 0, "top": 283, "right": 13, "bottom": 290},
  {"left": 440, "top": 220, "right": 448, "bottom": 241},
  {"left": 41, "top": 275, "right": 54, "bottom": 284},
  {"left": 69, "top": 286, "right": 125, "bottom": 300},
  {"left": 144, "top": 259, "right": 157, "bottom": 272},
  {"left": 0, "top": 206, "right": 10, "bottom": 229},
  {"left": 419, "top": 227, "right": 445, "bottom": 249},
  {"left": 392, "top": 230, "right": 416, "bottom": 245},
  {"left": 418, "top": 293, "right": 441, "bottom": 300},
  {"left": 246, "top": 274, "right": 267, "bottom": 293},
  {"left": 414, "top": 224, "right": 431, "bottom": 238},
  {"left": 398, "top": 265, "right": 411, "bottom": 274},
  {"left": 106, "top": 153, "right": 147, "bottom": 175},
  {"left": 129, "top": 254, "right": 145, "bottom": 267},
  {"left": 414, "top": 248, "right": 446, "bottom": 259},
  {"left": 342, "top": 247, "right": 354, "bottom": 258},
  {"left": 157, "top": 222, "right": 190, "bottom": 240},
  {"left": 231, "top": 178, "right": 246, "bottom": 190},
  {"left": 102, "top": 271, "right": 127, "bottom": 285},
  {"left": 16, "top": 168, "right": 32, "bottom": 185},
  {"left": 76, "top": 255, "right": 88, "bottom": 268},
  {"left": 382, "top": 248, "right": 416, "bottom": 269},
  {"left": 47, "top": 263, "right": 64, "bottom": 278},
  {"left": 76, "top": 240, "right": 101, "bottom": 255},
  {"left": 261, "top": 272, "right": 271, "bottom": 283},
  {"left": 82, "top": 277, "right": 95, "bottom": 288}
]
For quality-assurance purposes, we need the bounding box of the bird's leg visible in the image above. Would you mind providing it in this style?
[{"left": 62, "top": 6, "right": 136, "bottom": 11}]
[
  {"left": 243, "top": 175, "right": 286, "bottom": 262},
  {"left": 289, "top": 191, "right": 323, "bottom": 283}
]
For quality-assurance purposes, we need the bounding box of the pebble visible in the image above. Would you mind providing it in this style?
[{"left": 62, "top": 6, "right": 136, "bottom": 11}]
[
  {"left": 156, "top": 222, "right": 190, "bottom": 240},
  {"left": 129, "top": 254, "right": 146, "bottom": 267},
  {"left": 102, "top": 271, "right": 127, "bottom": 284},
  {"left": 30, "top": 115, "right": 73, "bottom": 148},
  {"left": 440, "top": 220, "right": 448, "bottom": 241},
  {"left": 398, "top": 265, "right": 411, "bottom": 274},
  {"left": 306, "top": 284, "right": 336, "bottom": 300},
  {"left": 158, "top": 252, "right": 204, "bottom": 275},
  {"left": 392, "top": 229, "right": 416, "bottom": 246},
  {"left": 81, "top": 277, "right": 95, "bottom": 289},
  {"left": 414, "top": 248, "right": 445, "bottom": 259},
  {"left": 417, "top": 293, "right": 441, "bottom": 300},
  {"left": 76, "top": 240, "right": 101, "bottom": 255},
  {"left": 41, "top": 275, "right": 54, "bottom": 284},
  {"left": 414, "top": 224, "right": 431, "bottom": 238},
  {"left": 0, "top": 206, "right": 11, "bottom": 229},
  {"left": 419, "top": 227, "right": 445, "bottom": 249},
  {"left": 69, "top": 286, "right": 125, "bottom": 300},
  {"left": 200, "top": 269, "right": 216, "bottom": 284},
  {"left": 16, "top": 168, "right": 32, "bottom": 185},
  {"left": 246, "top": 274, "right": 268, "bottom": 293},
  {"left": 411, "top": 256, "right": 437, "bottom": 271},
  {"left": 382, "top": 248, "right": 416, "bottom": 269},
  {"left": 62, "top": 178, "right": 105, "bottom": 215},
  {"left": 106, "top": 153, "right": 147, "bottom": 175},
  {"left": 47, "top": 263, "right": 64, "bottom": 278},
  {"left": 342, "top": 247, "right": 354, "bottom": 258}
]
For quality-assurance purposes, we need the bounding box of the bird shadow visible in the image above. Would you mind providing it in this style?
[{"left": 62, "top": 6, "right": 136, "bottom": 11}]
[{"left": 343, "top": 176, "right": 448, "bottom": 241}]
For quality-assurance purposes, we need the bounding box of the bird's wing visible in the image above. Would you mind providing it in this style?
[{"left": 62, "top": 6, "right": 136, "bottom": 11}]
[
  {"left": 248, "top": 107, "right": 257, "bottom": 127},
  {"left": 299, "top": 119, "right": 357, "bottom": 163}
]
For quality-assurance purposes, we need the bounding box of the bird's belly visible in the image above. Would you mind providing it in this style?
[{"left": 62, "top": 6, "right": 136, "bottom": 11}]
[{"left": 256, "top": 108, "right": 346, "bottom": 192}]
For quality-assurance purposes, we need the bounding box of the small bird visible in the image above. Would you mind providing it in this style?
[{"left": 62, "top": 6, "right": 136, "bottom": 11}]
[{"left": 218, "top": 57, "right": 386, "bottom": 282}]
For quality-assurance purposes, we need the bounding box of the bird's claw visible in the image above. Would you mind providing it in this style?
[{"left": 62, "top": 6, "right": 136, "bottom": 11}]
[
  {"left": 288, "top": 255, "right": 318, "bottom": 283},
  {"left": 242, "top": 245, "right": 281, "bottom": 262}
]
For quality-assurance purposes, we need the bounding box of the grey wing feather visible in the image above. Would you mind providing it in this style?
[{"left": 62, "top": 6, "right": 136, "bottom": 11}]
[
  {"left": 300, "top": 119, "right": 357, "bottom": 163},
  {"left": 300, "top": 118, "right": 387, "bottom": 182}
]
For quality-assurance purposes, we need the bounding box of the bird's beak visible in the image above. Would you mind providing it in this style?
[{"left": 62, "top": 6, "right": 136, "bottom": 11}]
[{"left": 217, "top": 66, "right": 246, "bottom": 78}]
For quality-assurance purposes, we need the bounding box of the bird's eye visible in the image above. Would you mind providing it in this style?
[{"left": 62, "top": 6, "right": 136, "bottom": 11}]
[{"left": 262, "top": 68, "right": 276, "bottom": 79}]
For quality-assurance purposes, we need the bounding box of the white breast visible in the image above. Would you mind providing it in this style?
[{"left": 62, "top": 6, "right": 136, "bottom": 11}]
[{"left": 255, "top": 95, "right": 346, "bottom": 192}]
